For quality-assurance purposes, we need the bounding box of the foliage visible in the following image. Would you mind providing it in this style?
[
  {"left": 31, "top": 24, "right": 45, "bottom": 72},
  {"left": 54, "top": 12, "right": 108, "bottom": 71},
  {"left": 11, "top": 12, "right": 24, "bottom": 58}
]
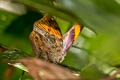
[{"left": 0, "top": 0, "right": 120, "bottom": 79}]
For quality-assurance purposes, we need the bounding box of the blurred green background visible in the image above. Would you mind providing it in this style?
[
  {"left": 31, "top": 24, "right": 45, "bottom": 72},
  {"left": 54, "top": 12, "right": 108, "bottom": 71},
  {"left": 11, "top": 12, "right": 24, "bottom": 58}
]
[{"left": 0, "top": 0, "right": 120, "bottom": 80}]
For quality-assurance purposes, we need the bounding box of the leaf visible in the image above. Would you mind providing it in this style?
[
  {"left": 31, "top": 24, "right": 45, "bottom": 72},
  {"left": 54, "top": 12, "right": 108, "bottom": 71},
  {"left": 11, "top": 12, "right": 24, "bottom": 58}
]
[
  {"left": 62, "top": 47, "right": 89, "bottom": 70},
  {"left": 16, "top": 0, "right": 78, "bottom": 22},
  {"left": 0, "top": 44, "right": 30, "bottom": 63},
  {"left": 0, "top": 0, "right": 26, "bottom": 15},
  {"left": 0, "top": 10, "right": 43, "bottom": 54},
  {"left": 81, "top": 64, "right": 104, "bottom": 79},
  {"left": 0, "top": 10, "right": 18, "bottom": 33}
]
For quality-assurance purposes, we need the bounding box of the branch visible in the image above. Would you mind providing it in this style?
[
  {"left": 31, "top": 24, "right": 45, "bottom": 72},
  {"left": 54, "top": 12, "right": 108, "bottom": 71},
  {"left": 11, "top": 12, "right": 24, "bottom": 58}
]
[
  {"left": 17, "top": 57, "right": 82, "bottom": 80},
  {"left": 0, "top": 44, "right": 30, "bottom": 63}
]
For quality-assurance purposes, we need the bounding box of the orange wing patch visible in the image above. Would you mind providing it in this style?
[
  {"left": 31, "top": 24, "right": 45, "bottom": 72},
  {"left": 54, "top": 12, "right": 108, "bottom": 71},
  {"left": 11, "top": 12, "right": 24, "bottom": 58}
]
[
  {"left": 34, "top": 14, "right": 62, "bottom": 39},
  {"left": 74, "top": 24, "right": 81, "bottom": 40},
  {"left": 39, "top": 24, "right": 62, "bottom": 38}
]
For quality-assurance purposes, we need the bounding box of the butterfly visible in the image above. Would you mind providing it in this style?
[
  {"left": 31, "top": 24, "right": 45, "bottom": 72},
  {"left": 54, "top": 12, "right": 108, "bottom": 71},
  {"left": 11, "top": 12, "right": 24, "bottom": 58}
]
[{"left": 29, "top": 14, "right": 82, "bottom": 64}]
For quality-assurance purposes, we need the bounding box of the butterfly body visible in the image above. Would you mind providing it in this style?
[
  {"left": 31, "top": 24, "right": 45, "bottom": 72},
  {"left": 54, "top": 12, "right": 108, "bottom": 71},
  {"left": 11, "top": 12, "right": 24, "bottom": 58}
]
[{"left": 29, "top": 14, "right": 81, "bottom": 63}]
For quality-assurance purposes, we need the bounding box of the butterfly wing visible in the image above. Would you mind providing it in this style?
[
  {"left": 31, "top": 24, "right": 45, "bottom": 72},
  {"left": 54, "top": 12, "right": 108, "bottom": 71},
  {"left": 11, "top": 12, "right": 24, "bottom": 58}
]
[
  {"left": 29, "top": 14, "right": 63, "bottom": 63},
  {"left": 62, "top": 24, "right": 82, "bottom": 54},
  {"left": 34, "top": 14, "right": 62, "bottom": 38}
]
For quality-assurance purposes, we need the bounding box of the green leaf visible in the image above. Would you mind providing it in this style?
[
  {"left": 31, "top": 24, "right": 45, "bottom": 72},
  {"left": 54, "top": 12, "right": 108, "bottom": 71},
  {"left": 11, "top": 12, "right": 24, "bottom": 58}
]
[
  {"left": 81, "top": 64, "right": 104, "bottom": 79},
  {"left": 62, "top": 47, "right": 89, "bottom": 70},
  {"left": 0, "top": 44, "right": 30, "bottom": 63},
  {"left": 0, "top": 10, "right": 18, "bottom": 33}
]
